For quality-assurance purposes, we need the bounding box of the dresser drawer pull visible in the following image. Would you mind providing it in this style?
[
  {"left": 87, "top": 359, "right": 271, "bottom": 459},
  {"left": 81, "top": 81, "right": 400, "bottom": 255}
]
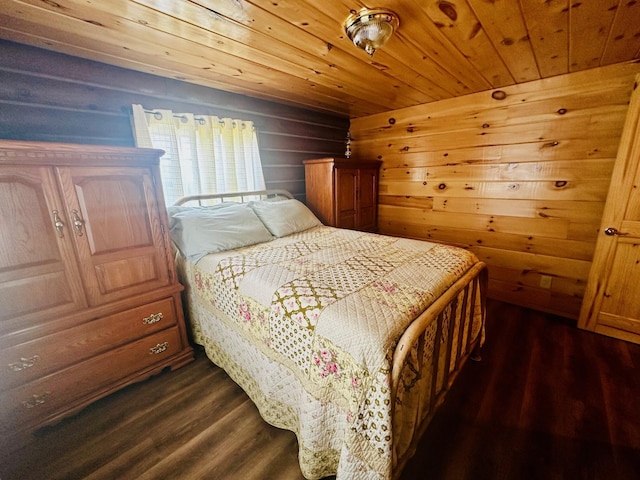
[
  {"left": 142, "top": 312, "right": 164, "bottom": 325},
  {"left": 149, "top": 342, "right": 169, "bottom": 355},
  {"left": 52, "top": 210, "right": 65, "bottom": 238},
  {"left": 8, "top": 355, "right": 41, "bottom": 372},
  {"left": 22, "top": 392, "right": 50, "bottom": 409},
  {"left": 71, "top": 209, "right": 85, "bottom": 236}
]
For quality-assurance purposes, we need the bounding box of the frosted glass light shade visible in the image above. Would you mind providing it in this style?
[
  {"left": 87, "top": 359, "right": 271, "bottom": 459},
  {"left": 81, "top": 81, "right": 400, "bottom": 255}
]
[{"left": 344, "top": 8, "right": 399, "bottom": 57}]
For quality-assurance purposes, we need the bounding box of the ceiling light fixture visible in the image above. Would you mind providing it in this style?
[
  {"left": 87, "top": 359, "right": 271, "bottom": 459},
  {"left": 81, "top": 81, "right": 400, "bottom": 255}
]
[{"left": 344, "top": 8, "right": 399, "bottom": 57}]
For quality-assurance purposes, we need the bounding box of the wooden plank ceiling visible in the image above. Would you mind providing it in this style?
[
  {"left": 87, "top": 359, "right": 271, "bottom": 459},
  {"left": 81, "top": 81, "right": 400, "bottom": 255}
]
[{"left": 0, "top": 0, "right": 639, "bottom": 118}]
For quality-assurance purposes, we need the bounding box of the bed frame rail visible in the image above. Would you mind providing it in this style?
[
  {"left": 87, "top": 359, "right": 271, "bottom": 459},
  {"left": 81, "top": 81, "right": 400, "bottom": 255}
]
[
  {"left": 172, "top": 189, "right": 294, "bottom": 206},
  {"left": 391, "top": 262, "right": 487, "bottom": 477}
]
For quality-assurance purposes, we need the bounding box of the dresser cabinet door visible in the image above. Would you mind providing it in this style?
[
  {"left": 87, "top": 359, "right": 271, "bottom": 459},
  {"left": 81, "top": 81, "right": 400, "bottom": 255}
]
[
  {"left": 334, "top": 167, "right": 379, "bottom": 232},
  {"left": 335, "top": 168, "right": 358, "bottom": 229},
  {"left": 56, "top": 166, "right": 170, "bottom": 306},
  {"left": 356, "top": 168, "right": 379, "bottom": 232},
  {"left": 0, "top": 166, "right": 87, "bottom": 329}
]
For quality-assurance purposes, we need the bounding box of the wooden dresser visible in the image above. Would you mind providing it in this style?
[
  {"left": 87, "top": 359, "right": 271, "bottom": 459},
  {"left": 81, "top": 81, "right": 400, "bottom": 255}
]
[
  {"left": 0, "top": 140, "right": 193, "bottom": 442},
  {"left": 303, "top": 157, "right": 382, "bottom": 232}
]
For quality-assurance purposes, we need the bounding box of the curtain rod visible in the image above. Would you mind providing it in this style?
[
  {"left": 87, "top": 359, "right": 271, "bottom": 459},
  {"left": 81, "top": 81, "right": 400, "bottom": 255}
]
[
  {"left": 143, "top": 109, "right": 206, "bottom": 125},
  {"left": 143, "top": 109, "right": 249, "bottom": 128}
]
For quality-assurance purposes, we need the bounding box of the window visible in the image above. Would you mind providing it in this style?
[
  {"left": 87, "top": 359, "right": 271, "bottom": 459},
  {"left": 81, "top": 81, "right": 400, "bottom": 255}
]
[{"left": 131, "top": 104, "right": 266, "bottom": 206}]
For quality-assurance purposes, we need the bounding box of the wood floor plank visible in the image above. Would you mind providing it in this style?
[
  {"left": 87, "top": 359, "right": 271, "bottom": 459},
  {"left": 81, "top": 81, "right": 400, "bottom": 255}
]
[{"left": 1, "top": 300, "right": 639, "bottom": 479}]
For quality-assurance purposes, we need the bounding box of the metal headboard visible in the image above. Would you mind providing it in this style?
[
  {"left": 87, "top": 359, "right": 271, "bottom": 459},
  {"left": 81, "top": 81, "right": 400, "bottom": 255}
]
[{"left": 172, "top": 189, "right": 294, "bottom": 206}]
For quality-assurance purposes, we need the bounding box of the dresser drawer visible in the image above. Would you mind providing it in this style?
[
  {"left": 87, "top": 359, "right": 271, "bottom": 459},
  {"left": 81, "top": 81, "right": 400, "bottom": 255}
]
[
  {"left": 0, "top": 326, "right": 183, "bottom": 433},
  {"left": 0, "top": 297, "right": 178, "bottom": 391}
]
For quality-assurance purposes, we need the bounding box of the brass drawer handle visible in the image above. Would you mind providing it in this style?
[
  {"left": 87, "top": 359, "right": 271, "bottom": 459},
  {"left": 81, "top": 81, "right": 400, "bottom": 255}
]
[
  {"left": 149, "top": 342, "right": 169, "bottom": 355},
  {"left": 71, "top": 209, "right": 85, "bottom": 236},
  {"left": 22, "top": 392, "right": 50, "bottom": 409},
  {"left": 143, "top": 312, "right": 163, "bottom": 325},
  {"left": 52, "top": 210, "right": 64, "bottom": 238},
  {"left": 8, "top": 355, "right": 41, "bottom": 372}
]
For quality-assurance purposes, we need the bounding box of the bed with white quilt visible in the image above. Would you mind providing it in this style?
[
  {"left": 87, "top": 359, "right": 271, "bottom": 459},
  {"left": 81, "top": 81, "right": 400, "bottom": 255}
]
[{"left": 169, "top": 190, "right": 487, "bottom": 480}]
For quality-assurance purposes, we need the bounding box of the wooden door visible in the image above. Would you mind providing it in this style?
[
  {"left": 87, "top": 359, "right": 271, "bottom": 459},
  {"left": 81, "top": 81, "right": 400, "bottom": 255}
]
[
  {"left": 0, "top": 166, "right": 87, "bottom": 331},
  {"left": 335, "top": 168, "right": 358, "bottom": 229},
  {"left": 56, "top": 166, "right": 170, "bottom": 306},
  {"left": 356, "top": 168, "right": 379, "bottom": 232},
  {"left": 579, "top": 77, "right": 640, "bottom": 344}
]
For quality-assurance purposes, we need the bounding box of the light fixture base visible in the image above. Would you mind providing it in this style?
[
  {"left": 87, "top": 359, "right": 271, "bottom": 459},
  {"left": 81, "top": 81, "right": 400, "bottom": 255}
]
[{"left": 344, "top": 8, "right": 399, "bottom": 57}]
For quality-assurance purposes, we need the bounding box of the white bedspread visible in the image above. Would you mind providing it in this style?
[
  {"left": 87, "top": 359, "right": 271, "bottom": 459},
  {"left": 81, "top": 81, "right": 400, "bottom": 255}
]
[{"left": 179, "top": 226, "right": 483, "bottom": 479}]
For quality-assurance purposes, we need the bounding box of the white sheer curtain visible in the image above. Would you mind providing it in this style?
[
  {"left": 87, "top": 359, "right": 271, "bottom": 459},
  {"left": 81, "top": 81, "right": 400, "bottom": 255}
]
[{"left": 131, "top": 104, "right": 266, "bottom": 206}]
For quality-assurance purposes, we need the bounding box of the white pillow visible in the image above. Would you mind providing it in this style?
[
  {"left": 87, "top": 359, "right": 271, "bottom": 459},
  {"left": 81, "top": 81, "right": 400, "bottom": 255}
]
[
  {"left": 168, "top": 203, "right": 273, "bottom": 263},
  {"left": 249, "top": 198, "right": 322, "bottom": 237},
  {"left": 167, "top": 202, "right": 238, "bottom": 229}
]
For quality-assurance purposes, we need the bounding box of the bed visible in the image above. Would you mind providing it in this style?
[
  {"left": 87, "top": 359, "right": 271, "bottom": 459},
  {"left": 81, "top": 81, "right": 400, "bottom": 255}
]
[{"left": 169, "top": 190, "right": 487, "bottom": 480}]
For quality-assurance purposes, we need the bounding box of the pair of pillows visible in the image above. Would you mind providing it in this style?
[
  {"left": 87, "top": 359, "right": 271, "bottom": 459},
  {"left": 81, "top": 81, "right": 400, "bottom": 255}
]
[{"left": 169, "top": 198, "right": 322, "bottom": 263}]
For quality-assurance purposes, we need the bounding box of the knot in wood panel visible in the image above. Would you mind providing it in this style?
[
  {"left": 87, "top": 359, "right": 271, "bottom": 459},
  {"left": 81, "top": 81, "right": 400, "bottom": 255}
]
[{"left": 438, "top": 1, "right": 458, "bottom": 21}]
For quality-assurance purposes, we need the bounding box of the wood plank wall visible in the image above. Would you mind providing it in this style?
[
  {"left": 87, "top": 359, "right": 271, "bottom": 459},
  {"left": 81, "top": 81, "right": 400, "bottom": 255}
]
[
  {"left": 350, "top": 61, "right": 640, "bottom": 320},
  {"left": 0, "top": 40, "right": 349, "bottom": 199}
]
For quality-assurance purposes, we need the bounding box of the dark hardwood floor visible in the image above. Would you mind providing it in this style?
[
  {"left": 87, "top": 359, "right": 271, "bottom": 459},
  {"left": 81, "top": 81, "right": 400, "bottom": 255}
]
[
  {"left": 401, "top": 301, "right": 640, "bottom": 480},
  {"left": 1, "top": 300, "right": 639, "bottom": 480}
]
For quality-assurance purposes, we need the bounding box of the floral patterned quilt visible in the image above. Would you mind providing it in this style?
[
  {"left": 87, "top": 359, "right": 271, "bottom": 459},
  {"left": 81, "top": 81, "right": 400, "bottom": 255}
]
[{"left": 178, "top": 226, "right": 483, "bottom": 479}]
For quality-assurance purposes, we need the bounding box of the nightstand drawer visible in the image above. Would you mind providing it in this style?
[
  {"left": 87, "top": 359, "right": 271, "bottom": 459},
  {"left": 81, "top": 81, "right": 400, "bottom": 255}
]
[
  {"left": 0, "top": 326, "right": 183, "bottom": 433},
  {"left": 0, "top": 297, "right": 178, "bottom": 391}
]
